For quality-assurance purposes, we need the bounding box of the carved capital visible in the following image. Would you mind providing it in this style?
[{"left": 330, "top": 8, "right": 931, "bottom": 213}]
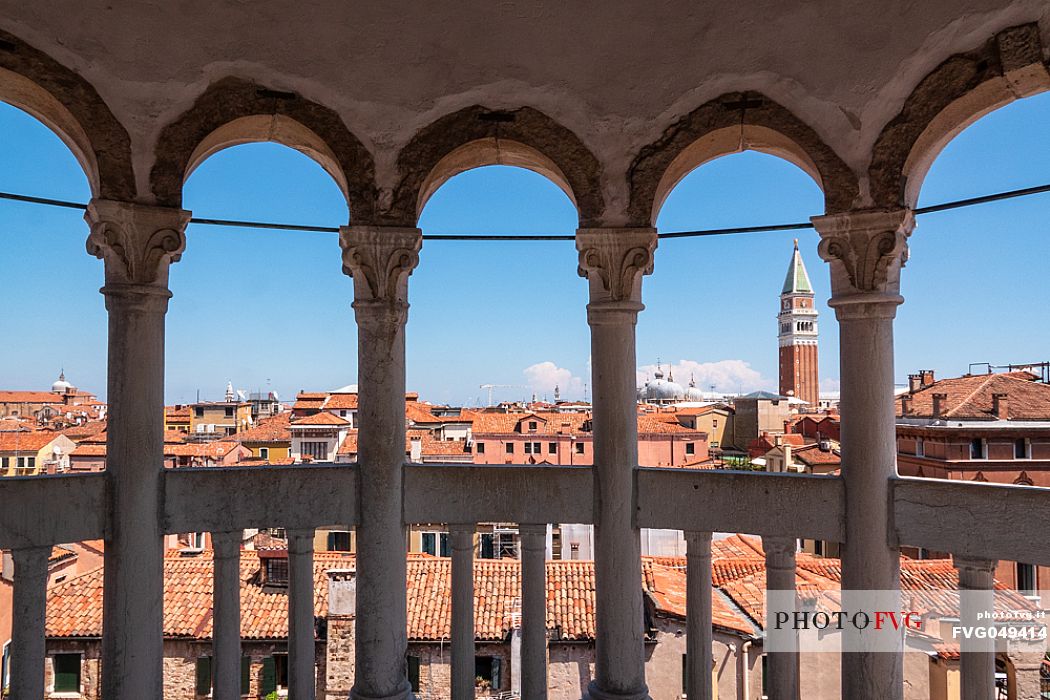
[
  {"left": 812, "top": 209, "right": 913, "bottom": 305},
  {"left": 576, "top": 228, "right": 657, "bottom": 304},
  {"left": 339, "top": 226, "right": 421, "bottom": 307},
  {"left": 85, "top": 199, "right": 189, "bottom": 289},
  {"left": 953, "top": 555, "right": 998, "bottom": 589},
  {"left": 763, "top": 535, "right": 798, "bottom": 572}
]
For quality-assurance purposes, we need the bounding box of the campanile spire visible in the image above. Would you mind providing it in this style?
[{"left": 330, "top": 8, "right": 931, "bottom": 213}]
[{"left": 778, "top": 241, "right": 820, "bottom": 408}]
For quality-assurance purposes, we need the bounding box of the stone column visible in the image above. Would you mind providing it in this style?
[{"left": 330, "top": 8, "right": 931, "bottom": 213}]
[
  {"left": 288, "top": 528, "right": 316, "bottom": 700},
  {"left": 520, "top": 523, "right": 549, "bottom": 700},
  {"left": 212, "top": 531, "right": 242, "bottom": 700},
  {"left": 953, "top": 556, "right": 997, "bottom": 700},
  {"left": 813, "top": 209, "right": 914, "bottom": 700},
  {"left": 86, "top": 199, "right": 189, "bottom": 700},
  {"left": 340, "top": 226, "right": 422, "bottom": 700},
  {"left": 763, "top": 536, "right": 799, "bottom": 700},
  {"left": 576, "top": 227, "right": 657, "bottom": 700},
  {"left": 9, "top": 546, "right": 49, "bottom": 700},
  {"left": 684, "top": 531, "right": 712, "bottom": 700},
  {"left": 450, "top": 523, "right": 476, "bottom": 700}
]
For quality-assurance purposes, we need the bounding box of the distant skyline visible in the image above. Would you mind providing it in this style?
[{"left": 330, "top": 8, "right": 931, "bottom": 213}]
[{"left": 1, "top": 93, "right": 1048, "bottom": 405}]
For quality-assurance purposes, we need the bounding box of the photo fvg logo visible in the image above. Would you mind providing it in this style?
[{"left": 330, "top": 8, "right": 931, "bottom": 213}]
[{"left": 773, "top": 610, "right": 923, "bottom": 632}]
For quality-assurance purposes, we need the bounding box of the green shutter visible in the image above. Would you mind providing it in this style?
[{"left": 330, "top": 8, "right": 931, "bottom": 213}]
[
  {"left": 491, "top": 657, "right": 502, "bottom": 690},
  {"left": 407, "top": 656, "right": 421, "bottom": 693},
  {"left": 195, "top": 656, "right": 212, "bottom": 696},
  {"left": 261, "top": 656, "right": 277, "bottom": 696},
  {"left": 52, "top": 654, "right": 80, "bottom": 693},
  {"left": 241, "top": 657, "right": 251, "bottom": 696}
]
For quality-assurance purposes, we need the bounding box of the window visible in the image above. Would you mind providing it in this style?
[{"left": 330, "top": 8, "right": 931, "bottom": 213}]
[
  {"left": 52, "top": 653, "right": 80, "bottom": 693},
  {"left": 505, "top": 442, "right": 514, "bottom": 454},
  {"left": 259, "top": 447, "right": 270, "bottom": 460},
  {"left": 681, "top": 653, "right": 687, "bottom": 695},
  {"left": 421, "top": 532, "right": 450, "bottom": 557},
  {"left": 0, "top": 457, "right": 7, "bottom": 471},
  {"left": 685, "top": 443, "right": 695, "bottom": 455},
  {"left": 474, "top": 656, "right": 502, "bottom": 691},
  {"left": 524, "top": 442, "right": 532, "bottom": 454},
  {"left": 225, "top": 407, "right": 234, "bottom": 418},
  {"left": 2, "top": 641, "right": 9, "bottom": 696},
  {"left": 476, "top": 442, "right": 485, "bottom": 454},
  {"left": 569, "top": 542, "right": 580, "bottom": 560},
  {"left": 1017, "top": 563, "right": 1037, "bottom": 596},
  {"left": 302, "top": 441, "right": 328, "bottom": 460},
  {"left": 916, "top": 438, "right": 925, "bottom": 457},
  {"left": 265, "top": 557, "right": 289, "bottom": 586},
  {"left": 1015, "top": 438, "right": 1030, "bottom": 459},
  {"left": 969, "top": 438, "right": 985, "bottom": 460},
  {"left": 528, "top": 421, "right": 538, "bottom": 432},
  {"left": 575, "top": 442, "right": 584, "bottom": 455},
  {"left": 479, "top": 533, "right": 495, "bottom": 560},
  {"left": 548, "top": 442, "right": 557, "bottom": 454},
  {"left": 195, "top": 656, "right": 212, "bottom": 696},
  {"left": 407, "top": 656, "right": 421, "bottom": 693},
  {"left": 194, "top": 407, "right": 204, "bottom": 417},
  {"left": 712, "top": 419, "right": 718, "bottom": 428},
  {"left": 327, "top": 531, "right": 352, "bottom": 552},
  {"left": 522, "top": 441, "right": 540, "bottom": 454},
  {"left": 261, "top": 655, "right": 288, "bottom": 695}
]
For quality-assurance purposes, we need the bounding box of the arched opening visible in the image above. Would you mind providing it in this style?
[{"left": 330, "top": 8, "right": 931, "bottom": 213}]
[
  {"left": 0, "top": 100, "right": 104, "bottom": 477},
  {"left": 640, "top": 148, "right": 828, "bottom": 555},
  {"left": 407, "top": 163, "right": 583, "bottom": 564}
]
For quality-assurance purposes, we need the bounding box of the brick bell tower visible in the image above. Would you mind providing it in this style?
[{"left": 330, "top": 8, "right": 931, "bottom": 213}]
[{"left": 778, "top": 239, "right": 820, "bottom": 409}]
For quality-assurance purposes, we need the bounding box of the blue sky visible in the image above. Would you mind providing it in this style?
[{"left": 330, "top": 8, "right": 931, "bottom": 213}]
[{"left": 1, "top": 94, "right": 1048, "bottom": 405}]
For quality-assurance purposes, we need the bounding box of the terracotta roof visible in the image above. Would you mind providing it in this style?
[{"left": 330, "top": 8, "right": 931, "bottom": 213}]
[
  {"left": 0, "top": 430, "right": 61, "bottom": 452},
  {"left": 231, "top": 413, "right": 292, "bottom": 443},
  {"left": 792, "top": 442, "right": 841, "bottom": 466},
  {"left": 60, "top": 420, "right": 108, "bottom": 441},
  {"left": 472, "top": 412, "right": 590, "bottom": 436},
  {"left": 323, "top": 394, "right": 359, "bottom": 410},
  {"left": 0, "top": 391, "right": 65, "bottom": 403},
  {"left": 0, "top": 418, "right": 32, "bottom": 431},
  {"left": 290, "top": 412, "right": 350, "bottom": 427},
  {"left": 897, "top": 371, "right": 1050, "bottom": 420},
  {"left": 47, "top": 552, "right": 760, "bottom": 642},
  {"left": 636, "top": 415, "right": 704, "bottom": 435},
  {"left": 165, "top": 406, "right": 191, "bottom": 419},
  {"left": 405, "top": 401, "right": 443, "bottom": 425}
]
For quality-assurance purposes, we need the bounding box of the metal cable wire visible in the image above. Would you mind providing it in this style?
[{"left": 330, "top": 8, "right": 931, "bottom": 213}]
[{"left": 1, "top": 181, "right": 1049, "bottom": 241}]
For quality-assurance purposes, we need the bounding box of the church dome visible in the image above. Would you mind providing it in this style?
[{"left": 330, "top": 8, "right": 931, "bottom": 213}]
[
  {"left": 51, "top": 370, "right": 74, "bottom": 393},
  {"left": 642, "top": 367, "right": 684, "bottom": 403},
  {"left": 683, "top": 376, "right": 705, "bottom": 402}
]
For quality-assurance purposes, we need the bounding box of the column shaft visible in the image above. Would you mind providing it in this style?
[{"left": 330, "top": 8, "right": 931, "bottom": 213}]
[
  {"left": 577, "top": 228, "right": 656, "bottom": 700},
  {"left": 450, "top": 524, "right": 476, "bottom": 700},
  {"left": 9, "top": 546, "right": 49, "bottom": 700},
  {"left": 87, "top": 200, "right": 188, "bottom": 700},
  {"left": 955, "top": 557, "right": 996, "bottom": 700},
  {"left": 520, "top": 524, "right": 549, "bottom": 700},
  {"left": 684, "top": 531, "right": 712, "bottom": 700},
  {"left": 814, "top": 210, "right": 913, "bottom": 700},
  {"left": 763, "top": 536, "right": 799, "bottom": 700},
  {"left": 213, "top": 531, "right": 242, "bottom": 700},
  {"left": 289, "top": 528, "right": 316, "bottom": 700},
  {"left": 341, "top": 226, "right": 421, "bottom": 700}
]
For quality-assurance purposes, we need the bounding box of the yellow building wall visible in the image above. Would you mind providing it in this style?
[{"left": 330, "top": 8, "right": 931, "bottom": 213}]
[
  {"left": 243, "top": 442, "right": 291, "bottom": 461},
  {"left": 695, "top": 410, "right": 732, "bottom": 449}
]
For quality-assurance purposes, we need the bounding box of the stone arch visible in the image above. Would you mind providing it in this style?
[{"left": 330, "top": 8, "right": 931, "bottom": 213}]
[
  {"left": 386, "top": 105, "right": 604, "bottom": 226},
  {"left": 0, "top": 27, "right": 135, "bottom": 200},
  {"left": 150, "top": 77, "right": 377, "bottom": 223},
  {"left": 869, "top": 23, "right": 1050, "bottom": 209},
  {"left": 627, "top": 92, "right": 859, "bottom": 226}
]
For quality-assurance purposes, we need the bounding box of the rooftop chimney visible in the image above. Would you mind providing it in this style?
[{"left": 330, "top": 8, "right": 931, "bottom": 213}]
[
  {"left": 992, "top": 393, "right": 1009, "bottom": 420},
  {"left": 409, "top": 437, "right": 422, "bottom": 462},
  {"left": 327, "top": 569, "right": 357, "bottom": 616},
  {"left": 901, "top": 395, "right": 913, "bottom": 415},
  {"left": 920, "top": 370, "right": 935, "bottom": 388},
  {"left": 932, "top": 393, "right": 948, "bottom": 418}
]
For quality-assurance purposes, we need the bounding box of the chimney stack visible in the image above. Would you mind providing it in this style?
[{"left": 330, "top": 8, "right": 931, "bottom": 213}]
[
  {"left": 908, "top": 374, "right": 922, "bottom": 394},
  {"left": 409, "top": 436, "right": 422, "bottom": 462},
  {"left": 901, "top": 395, "right": 913, "bottom": 415},
  {"left": 992, "top": 393, "right": 1009, "bottom": 420},
  {"left": 932, "top": 393, "right": 947, "bottom": 418},
  {"left": 920, "top": 370, "right": 935, "bottom": 387}
]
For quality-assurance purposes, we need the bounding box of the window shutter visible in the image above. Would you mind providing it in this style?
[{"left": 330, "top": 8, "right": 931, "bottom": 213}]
[
  {"left": 195, "top": 656, "right": 212, "bottom": 696},
  {"left": 241, "top": 657, "right": 251, "bottom": 696},
  {"left": 491, "top": 657, "right": 502, "bottom": 689},
  {"left": 261, "top": 656, "right": 277, "bottom": 696}
]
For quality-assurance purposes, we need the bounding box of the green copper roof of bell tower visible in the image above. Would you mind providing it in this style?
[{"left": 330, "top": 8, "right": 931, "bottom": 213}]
[{"left": 782, "top": 239, "right": 813, "bottom": 295}]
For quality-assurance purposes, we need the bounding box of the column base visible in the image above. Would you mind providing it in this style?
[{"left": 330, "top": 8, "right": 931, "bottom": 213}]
[
  {"left": 582, "top": 680, "right": 651, "bottom": 700},
  {"left": 349, "top": 680, "right": 413, "bottom": 700}
]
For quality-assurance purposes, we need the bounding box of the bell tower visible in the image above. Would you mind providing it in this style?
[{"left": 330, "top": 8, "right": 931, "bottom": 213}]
[{"left": 778, "top": 240, "right": 820, "bottom": 409}]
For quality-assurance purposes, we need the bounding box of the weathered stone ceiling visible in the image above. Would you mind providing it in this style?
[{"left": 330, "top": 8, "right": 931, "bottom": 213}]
[{"left": 0, "top": 0, "right": 1048, "bottom": 217}]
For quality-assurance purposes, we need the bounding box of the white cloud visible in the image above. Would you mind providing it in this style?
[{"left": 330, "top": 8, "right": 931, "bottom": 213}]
[
  {"left": 820, "top": 377, "right": 841, "bottom": 393},
  {"left": 523, "top": 361, "right": 586, "bottom": 400},
  {"left": 637, "top": 359, "right": 771, "bottom": 395}
]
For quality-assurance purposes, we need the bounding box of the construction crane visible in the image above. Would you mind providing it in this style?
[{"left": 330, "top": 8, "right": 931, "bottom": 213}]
[{"left": 479, "top": 384, "right": 528, "bottom": 406}]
